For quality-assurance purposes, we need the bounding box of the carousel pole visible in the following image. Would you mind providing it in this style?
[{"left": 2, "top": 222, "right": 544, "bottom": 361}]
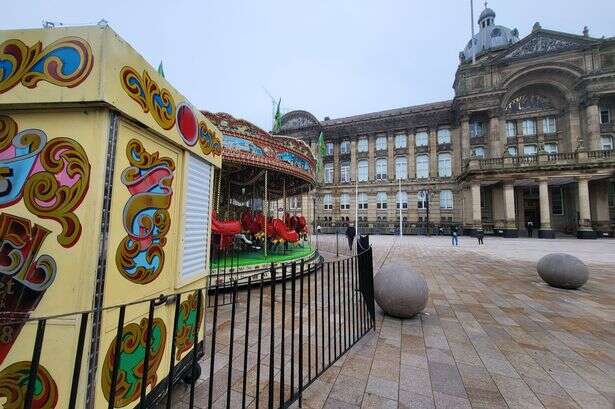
[{"left": 264, "top": 170, "right": 268, "bottom": 258}]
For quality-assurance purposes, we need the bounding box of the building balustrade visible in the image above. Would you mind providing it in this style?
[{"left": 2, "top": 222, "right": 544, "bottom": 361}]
[{"left": 464, "top": 149, "right": 615, "bottom": 172}]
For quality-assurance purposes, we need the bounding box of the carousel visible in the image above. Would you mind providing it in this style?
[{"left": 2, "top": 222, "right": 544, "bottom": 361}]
[{"left": 201, "top": 111, "right": 317, "bottom": 281}]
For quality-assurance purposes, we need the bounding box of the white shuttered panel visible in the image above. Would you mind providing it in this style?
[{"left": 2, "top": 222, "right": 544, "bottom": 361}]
[{"left": 181, "top": 153, "right": 212, "bottom": 279}]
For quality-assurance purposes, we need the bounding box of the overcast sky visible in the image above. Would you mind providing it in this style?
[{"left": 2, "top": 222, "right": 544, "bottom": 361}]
[{"left": 4, "top": 1, "right": 614, "bottom": 130}]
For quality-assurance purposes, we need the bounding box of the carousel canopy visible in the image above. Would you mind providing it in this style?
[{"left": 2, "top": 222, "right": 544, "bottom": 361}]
[{"left": 201, "top": 111, "right": 316, "bottom": 199}]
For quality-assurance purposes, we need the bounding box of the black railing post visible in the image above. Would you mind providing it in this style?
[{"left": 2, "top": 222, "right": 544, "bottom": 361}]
[
  {"left": 254, "top": 273, "right": 265, "bottom": 409},
  {"left": 227, "top": 282, "right": 238, "bottom": 409},
  {"left": 279, "top": 263, "right": 287, "bottom": 407},
  {"left": 241, "top": 276, "right": 252, "bottom": 409},
  {"left": 290, "top": 262, "right": 296, "bottom": 396},
  {"left": 268, "top": 264, "right": 276, "bottom": 409},
  {"left": 108, "top": 306, "right": 126, "bottom": 409},
  {"left": 208, "top": 285, "right": 220, "bottom": 409},
  {"left": 69, "top": 313, "right": 89, "bottom": 409},
  {"left": 166, "top": 294, "right": 182, "bottom": 409},
  {"left": 189, "top": 290, "right": 203, "bottom": 408},
  {"left": 25, "top": 319, "right": 46, "bottom": 409},
  {"left": 140, "top": 300, "right": 156, "bottom": 406},
  {"left": 298, "top": 258, "right": 304, "bottom": 407}
]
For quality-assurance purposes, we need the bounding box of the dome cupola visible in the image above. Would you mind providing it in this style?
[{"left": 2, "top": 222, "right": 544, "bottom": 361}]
[{"left": 460, "top": 3, "right": 519, "bottom": 63}]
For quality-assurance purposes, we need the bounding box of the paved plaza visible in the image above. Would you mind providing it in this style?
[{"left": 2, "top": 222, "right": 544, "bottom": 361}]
[
  {"left": 309, "top": 235, "right": 615, "bottom": 409},
  {"left": 166, "top": 235, "right": 615, "bottom": 409}
]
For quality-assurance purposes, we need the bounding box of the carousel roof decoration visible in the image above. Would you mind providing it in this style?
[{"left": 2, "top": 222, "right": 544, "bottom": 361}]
[{"left": 201, "top": 111, "right": 316, "bottom": 198}]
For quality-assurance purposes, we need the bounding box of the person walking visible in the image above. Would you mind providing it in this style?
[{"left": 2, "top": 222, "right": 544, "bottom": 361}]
[
  {"left": 345, "top": 223, "right": 356, "bottom": 251},
  {"left": 476, "top": 229, "right": 484, "bottom": 245},
  {"left": 451, "top": 226, "right": 459, "bottom": 246},
  {"left": 527, "top": 221, "right": 534, "bottom": 238}
]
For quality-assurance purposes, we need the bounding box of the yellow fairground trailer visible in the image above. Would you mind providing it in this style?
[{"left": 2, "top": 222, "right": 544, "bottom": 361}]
[{"left": 0, "top": 24, "right": 221, "bottom": 408}]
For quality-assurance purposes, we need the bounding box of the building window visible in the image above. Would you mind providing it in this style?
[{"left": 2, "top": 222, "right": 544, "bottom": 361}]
[
  {"left": 507, "top": 146, "right": 518, "bottom": 156},
  {"left": 472, "top": 146, "right": 485, "bottom": 158},
  {"left": 324, "top": 163, "right": 333, "bottom": 184},
  {"left": 417, "top": 190, "right": 428, "bottom": 209},
  {"left": 357, "top": 138, "right": 368, "bottom": 153},
  {"left": 323, "top": 194, "right": 333, "bottom": 210},
  {"left": 601, "top": 135, "right": 613, "bottom": 150},
  {"left": 438, "top": 153, "right": 452, "bottom": 177},
  {"left": 543, "top": 117, "right": 556, "bottom": 134},
  {"left": 600, "top": 106, "right": 611, "bottom": 124},
  {"left": 551, "top": 187, "right": 563, "bottom": 215},
  {"left": 340, "top": 193, "right": 350, "bottom": 210},
  {"left": 396, "top": 191, "right": 408, "bottom": 209},
  {"left": 376, "top": 158, "right": 388, "bottom": 180},
  {"left": 358, "top": 192, "right": 368, "bottom": 209},
  {"left": 440, "top": 190, "right": 453, "bottom": 209},
  {"left": 437, "top": 128, "right": 451, "bottom": 144},
  {"left": 395, "top": 133, "right": 407, "bottom": 149},
  {"left": 358, "top": 160, "right": 369, "bottom": 181},
  {"left": 340, "top": 162, "right": 350, "bottom": 183},
  {"left": 523, "top": 144, "right": 537, "bottom": 156},
  {"left": 376, "top": 192, "right": 388, "bottom": 209},
  {"left": 395, "top": 156, "right": 407, "bottom": 180},
  {"left": 415, "top": 131, "right": 429, "bottom": 147},
  {"left": 470, "top": 121, "right": 484, "bottom": 138},
  {"left": 289, "top": 196, "right": 301, "bottom": 209},
  {"left": 544, "top": 143, "right": 558, "bottom": 154},
  {"left": 340, "top": 140, "right": 350, "bottom": 154},
  {"left": 326, "top": 142, "right": 334, "bottom": 155},
  {"left": 506, "top": 120, "right": 516, "bottom": 137},
  {"left": 376, "top": 135, "right": 387, "bottom": 151},
  {"left": 416, "top": 155, "right": 429, "bottom": 179},
  {"left": 522, "top": 119, "right": 536, "bottom": 136}
]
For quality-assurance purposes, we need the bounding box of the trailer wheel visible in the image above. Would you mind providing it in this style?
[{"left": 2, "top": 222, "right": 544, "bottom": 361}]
[{"left": 181, "top": 364, "right": 202, "bottom": 384}]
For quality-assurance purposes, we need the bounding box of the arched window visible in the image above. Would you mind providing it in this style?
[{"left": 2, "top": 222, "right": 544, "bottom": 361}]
[
  {"left": 376, "top": 135, "right": 387, "bottom": 151},
  {"left": 438, "top": 153, "right": 452, "bottom": 177},
  {"left": 358, "top": 160, "right": 368, "bottom": 181},
  {"left": 324, "top": 163, "right": 333, "bottom": 184},
  {"left": 415, "top": 131, "right": 429, "bottom": 147},
  {"left": 437, "top": 128, "right": 451, "bottom": 144},
  {"left": 376, "top": 158, "right": 388, "bottom": 180},
  {"left": 376, "top": 192, "right": 388, "bottom": 209},
  {"left": 417, "top": 190, "right": 428, "bottom": 209},
  {"left": 358, "top": 192, "right": 368, "bottom": 209},
  {"left": 416, "top": 155, "right": 429, "bottom": 178},
  {"left": 395, "top": 133, "right": 407, "bottom": 149},
  {"left": 340, "top": 193, "right": 350, "bottom": 210},
  {"left": 357, "top": 138, "right": 368, "bottom": 152},
  {"left": 396, "top": 191, "right": 408, "bottom": 209},
  {"left": 323, "top": 194, "right": 333, "bottom": 210},
  {"left": 440, "top": 190, "right": 453, "bottom": 209},
  {"left": 395, "top": 156, "right": 407, "bottom": 180}
]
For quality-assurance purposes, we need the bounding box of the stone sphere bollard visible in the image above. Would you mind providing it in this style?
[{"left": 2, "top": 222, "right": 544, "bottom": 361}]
[
  {"left": 374, "top": 263, "right": 429, "bottom": 318},
  {"left": 537, "top": 253, "right": 589, "bottom": 290}
]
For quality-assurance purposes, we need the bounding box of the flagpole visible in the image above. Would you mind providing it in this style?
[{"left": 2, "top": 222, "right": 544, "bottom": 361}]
[
  {"left": 354, "top": 172, "right": 359, "bottom": 246},
  {"left": 398, "top": 177, "right": 403, "bottom": 238},
  {"left": 470, "top": 0, "right": 476, "bottom": 64}
]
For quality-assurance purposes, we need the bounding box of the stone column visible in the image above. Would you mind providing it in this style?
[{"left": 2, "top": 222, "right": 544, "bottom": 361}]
[
  {"left": 350, "top": 139, "right": 357, "bottom": 182},
  {"left": 576, "top": 176, "right": 596, "bottom": 238},
  {"left": 471, "top": 182, "right": 482, "bottom": 233},
  {"left": 569, "top": 103, "right": 582, "bottom": 151},
  {"left": 585, "top": 101, "right": 601, "bottom": 151},
  {"left": 538, "top": 178, "right": 555, "bottom": 238},
  {"left": 429, "top": 128, "right": 438, "bottom": 178},
  {"left": 488, "top": 113, "right": 500, "bottom": 158},
  {"left": 503, "top": 182, "right": 518, "bottom": 237},
  {"left": 591, "top": 179, "right": 611, "bottom": 236},
  {"left": 461, "top": 117, "right": 471, "bottom": 160},
  {"left": 407, "top": 130, "right": 416, "bottom": 179}
]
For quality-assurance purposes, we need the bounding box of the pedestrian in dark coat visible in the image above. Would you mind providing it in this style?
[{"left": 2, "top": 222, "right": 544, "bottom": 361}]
[
  {"left": 345, "top": 224, "right": 356, "bottom": 250},
  {"left": 476, "top": 229, "right": 484, "bottom": 245}
]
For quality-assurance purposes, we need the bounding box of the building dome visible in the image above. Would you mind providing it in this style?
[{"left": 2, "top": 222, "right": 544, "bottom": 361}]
[
  {"left": 478, "top": 7, "right": 496, "bottom": 23},
  {"left": 460, "top": 5, "right": 519, "bottom": 63}
]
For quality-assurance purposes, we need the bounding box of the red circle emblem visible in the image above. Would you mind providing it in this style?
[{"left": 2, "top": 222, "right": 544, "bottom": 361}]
[{"left": 177, "top": 103, "right": 197, "bottom": 145}]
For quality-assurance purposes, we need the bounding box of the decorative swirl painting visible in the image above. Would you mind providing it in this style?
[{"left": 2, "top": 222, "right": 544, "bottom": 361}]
[
  {"left": 0, "top": 36, "right": 93, "bottom": 94},
  {"left": 0, "top": 115, "right": 91, "bottom": 248},
  {"left": 198, "top": 121, "right": 222, "bottom": 157},
  {"left": 116, "top": 139, "right": 175, "bottom": 284},
  {"left": 174, "top": 291, "right": 203, "bottom": 360},
  {"left": 101, "top": 318, "right": 167, "bottom": 408},
  {"left": 0, "top": 361, "right": 58, "bottom": 409},
  {"left": 120, "top": 66, "right": 176, "bottom": 130}
]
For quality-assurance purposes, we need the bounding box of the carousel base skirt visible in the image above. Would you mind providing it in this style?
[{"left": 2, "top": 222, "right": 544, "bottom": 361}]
[{"left": 209, "top": 243, "right": 319, "bottom": 287}]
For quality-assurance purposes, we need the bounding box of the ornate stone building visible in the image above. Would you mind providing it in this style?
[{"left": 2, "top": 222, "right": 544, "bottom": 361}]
[{"left": 277, "top": 7, "right": 615, "bottom": 238}]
